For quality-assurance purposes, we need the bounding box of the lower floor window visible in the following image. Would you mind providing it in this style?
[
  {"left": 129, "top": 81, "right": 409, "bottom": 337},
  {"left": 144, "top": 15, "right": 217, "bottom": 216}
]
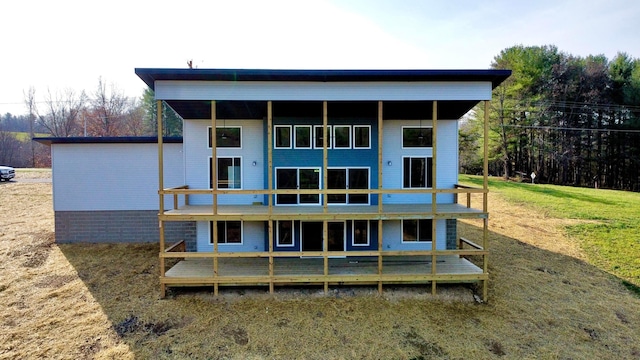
[
  {"left": 402, "top": 219, "right": 432, "bottom": 242},
  {"left": 276, "top": 220, "right": 294, "bottom": 247},
  {"left": 210, "top": 221, "right": 242, "bottom": 244},
  {"left": 352, "top": 220, "right": 370, "bottom": 246}
]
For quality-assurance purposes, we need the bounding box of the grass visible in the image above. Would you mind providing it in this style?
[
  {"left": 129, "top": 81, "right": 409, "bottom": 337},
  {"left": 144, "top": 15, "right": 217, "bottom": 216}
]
[
  {"left": 8, "top": 132, "right": 49, "bottom": 141},
  {"left": 460, "top": 175, "right": 640, "bottom": 289},
  {"left": 1, "top": 174, "right": 640, "bottom": 358}
]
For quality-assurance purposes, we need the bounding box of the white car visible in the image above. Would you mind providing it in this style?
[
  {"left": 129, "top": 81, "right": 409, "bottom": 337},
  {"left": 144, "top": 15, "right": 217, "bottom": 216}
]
[{"left": 0, "top": 166, "right": 15, "bottom": 181}]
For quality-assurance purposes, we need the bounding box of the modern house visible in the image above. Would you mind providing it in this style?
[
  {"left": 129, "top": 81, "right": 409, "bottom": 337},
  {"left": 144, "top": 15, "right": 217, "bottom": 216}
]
[
  {"left": 137, "top": 67, "right": 510, "bottom": 300},
  {"left": 38, "top": 68, "right": 510, "bottom": 300}
]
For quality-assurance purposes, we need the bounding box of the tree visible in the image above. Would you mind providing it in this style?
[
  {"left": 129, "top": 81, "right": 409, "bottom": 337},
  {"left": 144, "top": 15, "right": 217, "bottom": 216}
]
[
  {"left": 28, "top": 88, "right": 87, "bottom": 137},
  {"left": 141, "top": 88, "right": 182, "bottom": 137}
]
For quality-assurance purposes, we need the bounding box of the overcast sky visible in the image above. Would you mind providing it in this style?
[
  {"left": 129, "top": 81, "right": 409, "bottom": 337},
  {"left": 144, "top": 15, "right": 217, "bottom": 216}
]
[{"left": 1, "top": 0, "right": 638, "bottom": 115}]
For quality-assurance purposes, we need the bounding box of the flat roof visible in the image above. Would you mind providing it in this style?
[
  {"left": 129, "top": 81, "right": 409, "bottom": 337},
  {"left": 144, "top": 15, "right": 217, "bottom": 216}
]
[
  {"left": 33, "top": 136, "right": 183, "bottom": 146},
  {"left": 135, "top": 68, "right": 511, "bottom": 90}
]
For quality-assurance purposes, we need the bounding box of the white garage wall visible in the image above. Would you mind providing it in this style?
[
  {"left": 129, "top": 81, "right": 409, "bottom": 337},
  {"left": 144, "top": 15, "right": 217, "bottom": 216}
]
[{"left": 51, "top": 142, "right": 184, "bottom": 211}]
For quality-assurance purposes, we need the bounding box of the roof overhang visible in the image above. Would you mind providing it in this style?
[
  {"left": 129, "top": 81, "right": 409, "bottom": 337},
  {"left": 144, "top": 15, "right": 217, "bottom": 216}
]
[
  {"left": 134, "top": 68, "right": 511, "bottom": 120},
  {"left": 33, "top": 136, "right": 183, "bottom": 146}
]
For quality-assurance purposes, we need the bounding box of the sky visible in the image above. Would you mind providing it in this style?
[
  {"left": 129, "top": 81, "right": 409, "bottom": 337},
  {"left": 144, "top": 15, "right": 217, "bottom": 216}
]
[{"left": 1, "top": 0, "right": 639, "bottom": 115}]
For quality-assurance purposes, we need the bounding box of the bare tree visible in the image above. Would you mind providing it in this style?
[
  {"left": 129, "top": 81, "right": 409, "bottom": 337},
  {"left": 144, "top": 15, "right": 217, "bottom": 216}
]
[
  {"left": 30, "top": 88, "right": 87, "bottom": 137},
  {"left": 85, "top": 77, "right": 129, "bottom": 136}
]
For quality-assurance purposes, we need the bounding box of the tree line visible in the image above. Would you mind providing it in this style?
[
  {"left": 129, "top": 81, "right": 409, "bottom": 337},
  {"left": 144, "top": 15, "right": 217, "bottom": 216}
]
[
  {"left": 461, "top": 45, "right": 640, "bottom": 191},
  {"left": 0, "top": 78, "right": 182, "bottom": 167}
]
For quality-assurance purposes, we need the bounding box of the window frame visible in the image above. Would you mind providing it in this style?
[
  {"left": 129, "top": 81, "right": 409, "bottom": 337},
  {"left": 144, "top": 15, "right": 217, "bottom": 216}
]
[
  {"left": 210, "top": 156, "right": 242, "bottom": 190},
  {"left": 327, "top": 167, "right": 370, "bottom": 205},
  {"left": 313, "top": 125, "right": 332, "bottom": 149},
  {"left": 402, "top": 156, "right": 433, "bottom": 189},
  {"left": 276, "top": 220, "right": 295, "bottom": 247},
  {"left": 209, "top": 221, "right": 243, "bottom": 245},
  {"left": 401, "top": 219, "right": 433, "bottom": 243},
  {"left": 294, "top": 125, "right": 312, "bottom": 149},
  {"left": 352, "top": 220, "right": 370, "bottom": 246},
  {"left": 333, "top": 125, "right": 351, "bottom": 149},
  {"left": 208, "top": 126, "right": 242, "bottom": 149},
  {"left": 401, "top": 126, "right": 433, "bottom": 149},
  {"left": 353, "top": 125, "right": 371, "bottom": 149},
  {"left": 274, "top": 125, "right": 292, "bottom": 149}
]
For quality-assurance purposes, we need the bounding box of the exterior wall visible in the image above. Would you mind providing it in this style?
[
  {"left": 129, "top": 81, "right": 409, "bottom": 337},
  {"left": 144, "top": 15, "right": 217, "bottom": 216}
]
[
  {"left": 196, "top": 221, "right": 265, "bottom": 252},
  {"left": 51, "top": 143, "right": 184, "bottom": 211},
  {"left": 55, "top": 210, "right": 196, "bottom": 248},
  {"left": 183, "top": 119, "right": 264, "bottom": 205},
  {"left": 382, "top": 119, "right": 458, "bottom": 204},
  {"left": 446, "top": 219, "right": 457, "bottom": 250},
  {"left": 155, "top": 80, "right": 493, "bottom": 101},
  {"left": 381, "top": 219, "right": 448, "bottom": 251}
]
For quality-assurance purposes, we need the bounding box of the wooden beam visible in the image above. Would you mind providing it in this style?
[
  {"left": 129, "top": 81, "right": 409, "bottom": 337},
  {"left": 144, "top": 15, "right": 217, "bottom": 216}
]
[
  {"left": 267, "top": 101, "right": 273, "bottom": 213},
  {"left": 431, "top": 101, "right": 437, "bottom": 296},
  {"left": 323, "top": 101, "right": 328, "bottom": 214},
  {"left": 378, "top": 101, "right": 384, "bottom": 294},
  {"left": 157, "top": 100, "right": 166, "bottom": 298},
  {"left": 268, "top": 219, "right": 274, "bottom": 294},
  {"left": 211, "top": 101, "right": 218, "bottom": 215},
  {"left": 483, "top": 100, "right": 490, "bottom": 302}
]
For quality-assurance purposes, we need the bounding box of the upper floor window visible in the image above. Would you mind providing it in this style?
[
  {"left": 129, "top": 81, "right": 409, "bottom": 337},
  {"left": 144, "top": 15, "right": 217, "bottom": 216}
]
[
  {"left": 210, "top": 157, "right": 242, "bottom": 189},
  {"left": 353, "top": 125, "right": 371, "bottom": 149},
  {"left": 333, "top": 125, "right": 351, "bottom": 148},
  {"left": 274, "top": 125, "right": 292, "bottom": 149},
  {"left": 403, "top": 157, "right": 432, "bottom": 188},
  {"left": 402, "top": 126, "right": 433, "bottom": 148},
  {"left": 208, "top": 126, "right": 241, "bottom": 148},
  {"left": 294, "top": 125, "right": 312, "bottom": 149},
  {"left": 313, "top": 125, "right": 332, "bottom": 149}
]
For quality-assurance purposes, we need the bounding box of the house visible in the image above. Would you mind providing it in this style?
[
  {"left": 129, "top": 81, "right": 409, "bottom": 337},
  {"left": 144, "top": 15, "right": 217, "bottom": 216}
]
[{"left": 39, "top": 68, "right": 510, "bottom": 300}]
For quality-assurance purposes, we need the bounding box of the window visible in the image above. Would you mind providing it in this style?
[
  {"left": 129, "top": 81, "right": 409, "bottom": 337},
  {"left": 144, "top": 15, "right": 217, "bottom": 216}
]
[
  {"left": 294, "top": 125, "right": 312, "bottom": 149},
  {"left": 274, "top": 125, "right": 292, "bottom": 149},
  {"left": 210, "top": 221, "right": 242, "bottom": 244},
  {"left": 208, "top": 126, "right": 241, "bottom": 148},
  {"left": 327, "top": 168, "right": 369, "bottom": 204},
  {"left": 276, "top": 168, "right": 321, "bottom": 205},
  {"left": 403, "top": 157, "right": 432, "bottom": 188},
  {"left": 333, "top": 125, "right": 351, "bottom": 148},
  {"left": 353, "top": 125, "right": 371, "bottom": 149},
  {"left": 402, "top": 127, "right": 433, "bottom": 148},
  {"left": 276, "top": 220, "right": 294, "bottom": 247},
  {"left": 402, "top": 219, "right": 432, "bottom": 242},
  {"left": 313, "top": 125, "right": 331, "bottom": 149},
  {"left": 352, "top": 220, "right": 370, "bottom": 246},
  {"left": 210, "top": 157, "right": 241, "bottom": 189}
]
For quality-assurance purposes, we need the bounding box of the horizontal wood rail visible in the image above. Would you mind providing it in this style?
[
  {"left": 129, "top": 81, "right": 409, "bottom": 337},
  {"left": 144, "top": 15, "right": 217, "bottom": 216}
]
[
  {"left": 165, "top": 240, "right": 186, "bottom": 253},
  {"left": 160, "top": 249, "right": 487, "bottom": 259},
  {"left": 459, "top": 237, "right": 484, "bottom": 250}
]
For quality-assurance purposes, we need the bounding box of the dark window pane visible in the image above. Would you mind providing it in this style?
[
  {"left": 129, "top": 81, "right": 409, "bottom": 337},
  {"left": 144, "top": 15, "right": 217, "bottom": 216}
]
[
  {"left": 275, "top": 126, "right": 291, "bottom": 148},
  {"left": 353, "top": 220, "right": 368, "bottom": 245},
  {"left": 403, "top": 220, "right": 417, "bottom": 242},
  {"left": 348, "top": 168, "right": 368, "bottom": 204},
  {"left": 410, "top": 158, "right": 426, "bottom": 188},
  {"left": 217, "top": 157, "right": 241, "bottom": 189},
  {"left": 277, "top": 221, "right": 293, "bottom": 245},
  {"left": 277, "top": 168, "right": 297, "bottom": 204},
  {"left": 418, "top": 219, "right": 432, "bottom": 241},
  {"left": 226, "top": 221, "right": 242, "bottom": 243},
  {"left": 354, "top": 126, "right": 370, "bottom": 148},
  {"left": 328, "top": 169, "right": 346, "bottom": 203},
  {"left": 299, "top": 169, "right": 320, "bottom": 204},
  {"left": 334, "top": 126, "right": 350, "bottom": 148},
  {"left": 295, "top": 126, "right": 311, "bottom": 148},
  {"left": 402, "top": 127, "right": 432, "bottom": 147},
  {"left": 314, "top": 126, "right": 331, "bottom": 148},
  {"left": 328, "top": 222, "right": 344, "bottom": 251},
  {"left": 216, "top": 127, "right": 241, "bottom": 147}
]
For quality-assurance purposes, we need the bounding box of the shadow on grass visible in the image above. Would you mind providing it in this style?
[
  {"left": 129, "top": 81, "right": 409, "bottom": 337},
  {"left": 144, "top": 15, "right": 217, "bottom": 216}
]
[{"left": 58, "top": 223, "right": 640, "bottom": 359}]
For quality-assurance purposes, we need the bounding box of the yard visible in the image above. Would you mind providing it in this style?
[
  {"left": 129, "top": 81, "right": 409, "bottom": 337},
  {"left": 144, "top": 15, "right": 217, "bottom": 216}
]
[{"left": 1, "top": 170, "right": 639, "bottom": 359}]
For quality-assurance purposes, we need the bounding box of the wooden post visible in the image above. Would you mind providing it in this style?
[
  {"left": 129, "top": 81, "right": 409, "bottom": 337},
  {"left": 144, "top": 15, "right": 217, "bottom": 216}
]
[
  {"left": 431, "top": 101, "right": 438, "bottom": 296},
  {"left": 377, "top": 101, "right": 384, "bottom": 294},
  {"left": 211, "top": 101, "right": 219, "bottom": 296},
  {"left": 323, "top": 101, "right": 328, "bottom": 214},
  {"left": 268, "top": 101, "right": 273, "bottom": 213},
  {"left": 157, "top": 100, "right": 165, "bottom": 298},
  {"left": 483, "top": 100, "right": 490, "bottom": 301},
  {"left": 323, "top": 220, "right": 329, "bottom": 293},
  {"left": 268, "top": 220, "right": 274, "bottom": 294}
]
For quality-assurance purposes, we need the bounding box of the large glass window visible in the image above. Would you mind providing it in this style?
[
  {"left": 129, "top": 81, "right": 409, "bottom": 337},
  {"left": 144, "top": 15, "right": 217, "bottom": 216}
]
[
  {"left": 276, "top": 168, "right": 321, "bottom": 205},
  {"left": 327, "top": 168, "right": 369, "bottom": 204},
  {"left": 333, "top": 125, "right": 351, "bottom": 148},
  {"left": 210, "top": 221, "right": 242, "bottom": 244},
  {"left": 208, "top": 126, "right": 241, "bottom": 148},
  {"left": 210, "top": 157, "right": 241, "bottom": 189},
  {"left": 402, "top": 219, "right": 432, "bottom": 242},
  {"left": 402, "top": 127, "right": 433, "bottom": 148},
  {"left": 403, "top": 157, "right": 432, "bottom": 188}
]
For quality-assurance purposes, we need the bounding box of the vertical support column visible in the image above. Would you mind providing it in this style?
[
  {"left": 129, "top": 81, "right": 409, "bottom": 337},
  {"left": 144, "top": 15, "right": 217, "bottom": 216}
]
[
  {"left": 483, "top": 100, "right": 490, "bottom": 301},
  {"left": 157, "top": 100, "right": 166, "bottom": 298},
  {"left": 267, "top": 101, "right": 274, "bottom": 294},
  {"left": 377, "top": 101, "right": 384, "bottom": 294},
  {"left": 323, "top": 220, "right": 329, "bottom": 293},
  {"left": 431, "top": 101, "right": 438, "bottom": 296},
  {"left": 211, "top": 101, "right": 219, "bottom": 296},
  {"left": 322, "top": 101, "right": 329, "bottom": 293}
]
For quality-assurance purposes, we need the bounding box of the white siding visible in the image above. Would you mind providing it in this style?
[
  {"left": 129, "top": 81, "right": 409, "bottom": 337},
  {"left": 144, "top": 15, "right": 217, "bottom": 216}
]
[
  {"left": 382, "top": 120, "right": 458, "bottom": 204},
  {"left": 51, "top": 143, "right": 183, "bottom": 211},
  {"left": 155, "top": 81, "right": 492, "bottom": 101},
  {"left": 184, "top": 119, "right": 264, "bottom": 205},
  {"left": 196, "top": 221, "right": 265, "bottom": 252},
  {"left": 382, "top": 220, "right": 447, "bottom": 251}
]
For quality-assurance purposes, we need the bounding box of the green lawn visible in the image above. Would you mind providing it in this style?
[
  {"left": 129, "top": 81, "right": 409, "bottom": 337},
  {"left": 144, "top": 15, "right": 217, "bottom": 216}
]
[
  {"left": 460, "top": 175, "right": 640, "bottom": 292},
  {"left": 9, "top": 131, "right": 49, "bottom": 141}
]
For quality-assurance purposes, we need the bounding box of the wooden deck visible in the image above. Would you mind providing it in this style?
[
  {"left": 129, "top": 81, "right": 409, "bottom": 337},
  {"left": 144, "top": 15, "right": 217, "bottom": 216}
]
[
  {"left": 162, "top": 256, "right": 486, "bottom": 288},
  {"left": 161, "top": 203, "right": 486, "bottom": 221}
]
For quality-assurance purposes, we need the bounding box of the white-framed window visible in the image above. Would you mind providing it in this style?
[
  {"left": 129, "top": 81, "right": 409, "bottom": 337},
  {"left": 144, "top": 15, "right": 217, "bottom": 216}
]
[
  {"left": 353, "top": 125, "right": 371, "bottom": 149},
  {"left": 402, "top": 156, "right": 432, "bottom": 188},
  {"left": 210, "top": 221, "right": 243, "bottom": 244},
  {"left": 275, "top": 167, "right": 321, "bottom": 205},
  {"left": 327, "top": 167, "right": 370, "bottom": 205},
  {"left": 276, "top": 220, "right": 295, "bottom": 247},
  {"left": 313, "top": 125, "right": 332, "bottom": 149},
  {"left": 274, "top": 125, "right": 292, "bottom": 149},
  {"left": 402, "top": 126, "right": 433, "bottom": 148},
  {"left": 210, "top": 156, "right": 242, "bottom": 189},
  {"left": 333, "top": 125, "right": 351, "bottom": 148},
  {"left": 352, "top": 220, "right": 370, "bottom": 246},
  {"left": 401, "top": 219, "right": 432, "bottom": 243},
  {"left": 208, "top": 126, "right": 242, "bottom": 148},
  {"left": 294, "top": 125, "right": 312, "bottom": 149}
]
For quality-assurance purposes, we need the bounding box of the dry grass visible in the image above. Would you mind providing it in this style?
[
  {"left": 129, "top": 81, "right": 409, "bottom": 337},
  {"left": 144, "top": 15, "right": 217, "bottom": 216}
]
[{"left": 1, "top": 175, "right": 639, "bottom": 359}]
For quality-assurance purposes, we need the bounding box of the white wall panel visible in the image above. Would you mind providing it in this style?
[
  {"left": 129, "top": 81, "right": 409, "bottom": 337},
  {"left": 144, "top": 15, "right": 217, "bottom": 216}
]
[
  {"left": 196, "top": 221, "right": 265, "bottom": 252},
  {"left": 381, "top": 220, "right": 447, "bottom": 250},
  {"left": 52, "top": 143, "right": 183, "bottom": 211}
]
